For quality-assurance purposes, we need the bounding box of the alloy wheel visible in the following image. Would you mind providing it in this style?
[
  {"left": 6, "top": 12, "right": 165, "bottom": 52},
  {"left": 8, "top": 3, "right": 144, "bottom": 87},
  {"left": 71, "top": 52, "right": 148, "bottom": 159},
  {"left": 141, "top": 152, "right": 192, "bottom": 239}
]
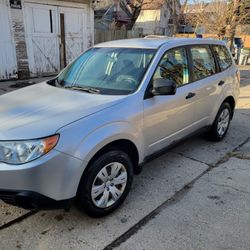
[
  {"left": 91, "top": 162, "right": 128, "bottom": 208},
  {"left": 217, "top": 108, "right": 230, "bottom": 136}
]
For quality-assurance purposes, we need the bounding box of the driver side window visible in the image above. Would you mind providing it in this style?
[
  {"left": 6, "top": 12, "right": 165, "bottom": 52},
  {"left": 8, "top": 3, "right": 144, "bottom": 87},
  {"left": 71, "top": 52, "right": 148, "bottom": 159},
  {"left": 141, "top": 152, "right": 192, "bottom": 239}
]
[{"left": 153, "top": 47, "right": 189, "bottom": 87}]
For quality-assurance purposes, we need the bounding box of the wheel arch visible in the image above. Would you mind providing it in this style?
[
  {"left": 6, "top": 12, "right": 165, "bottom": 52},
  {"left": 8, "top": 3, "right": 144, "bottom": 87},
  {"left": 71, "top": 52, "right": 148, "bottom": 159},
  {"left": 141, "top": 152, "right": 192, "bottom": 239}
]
[
  {"left": 83, "top": 139, "right": 141, "bottom": 176},
  {"left": 223, "top": 96, "right": 236, "bottom": 119}
]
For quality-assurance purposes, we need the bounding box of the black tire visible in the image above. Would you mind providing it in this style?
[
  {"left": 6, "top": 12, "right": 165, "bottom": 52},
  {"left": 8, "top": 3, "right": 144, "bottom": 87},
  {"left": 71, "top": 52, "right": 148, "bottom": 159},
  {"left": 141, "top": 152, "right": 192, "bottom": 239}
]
[
  {"left": 77, "top": 150, "right": 133, "bottom": 218},
  {"left": 208, "top": 102, "right": 232, "bottom": 142}
]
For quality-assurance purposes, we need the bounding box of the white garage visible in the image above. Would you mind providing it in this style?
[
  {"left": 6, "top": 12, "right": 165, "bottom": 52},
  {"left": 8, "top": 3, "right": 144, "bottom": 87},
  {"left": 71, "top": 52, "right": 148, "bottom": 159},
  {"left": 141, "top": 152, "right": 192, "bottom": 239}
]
[
  {"left": 24, "top": 0, "right": 93, "bottom": 76},
  {"left": 24, "top": 1, "right": 93, "bottom": 75},
  {"left": 0, "top": 0, "right": 93, "bottom": 79}
]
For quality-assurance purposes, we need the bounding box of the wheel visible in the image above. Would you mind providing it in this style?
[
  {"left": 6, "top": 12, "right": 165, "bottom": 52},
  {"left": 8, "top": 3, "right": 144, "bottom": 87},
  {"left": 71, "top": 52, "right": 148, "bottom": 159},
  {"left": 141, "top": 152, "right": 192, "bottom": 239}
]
[
  {"left": 77, "top": 150, "right": 133, "bottom": 218},
  {"left": 208, "top": 102, "right": 232, "bottom": 141}
]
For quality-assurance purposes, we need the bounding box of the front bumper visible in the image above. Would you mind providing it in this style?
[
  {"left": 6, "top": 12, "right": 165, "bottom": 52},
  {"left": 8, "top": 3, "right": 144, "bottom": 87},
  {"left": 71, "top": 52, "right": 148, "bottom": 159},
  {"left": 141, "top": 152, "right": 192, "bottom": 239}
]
[
  {"left": 0, "top": 190, "right": 73, "bottom": 209},
  {"left": 0, "top": 149, "right": 84, "bottom": 203}
]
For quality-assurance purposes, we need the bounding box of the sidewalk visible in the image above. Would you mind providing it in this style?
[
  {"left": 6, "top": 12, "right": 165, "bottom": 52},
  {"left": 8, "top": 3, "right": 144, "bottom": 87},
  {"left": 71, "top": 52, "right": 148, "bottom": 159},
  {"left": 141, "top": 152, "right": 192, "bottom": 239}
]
[{"left": 117, "top": 146, "right": 250, "bottom": 250}]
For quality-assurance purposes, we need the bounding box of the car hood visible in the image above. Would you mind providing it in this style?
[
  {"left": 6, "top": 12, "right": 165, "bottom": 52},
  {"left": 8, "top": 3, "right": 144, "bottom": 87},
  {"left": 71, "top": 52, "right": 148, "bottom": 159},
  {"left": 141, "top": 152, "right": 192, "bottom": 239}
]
[{"left": 0, "top": 83, "right": 126, "bottom": 140}]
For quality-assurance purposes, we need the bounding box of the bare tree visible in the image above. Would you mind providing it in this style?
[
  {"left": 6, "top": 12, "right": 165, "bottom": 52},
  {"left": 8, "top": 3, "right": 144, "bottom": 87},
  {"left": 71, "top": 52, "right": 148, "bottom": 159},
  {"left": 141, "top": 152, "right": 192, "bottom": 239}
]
[
  {"left": 174, "top": 0, "right": 188, "bottom": 34},
  {"left": 162, "top": 0, "right": 188, "bottom": 35},
  {"left": 94, "top": 0, "right": 189, "bottom": 32},
  {"left": 185, "top": 0, "right": 250, "bottom": 44},
  {"left": 123, "top": 0, "right": 156, "bottom": 29},
  {"left": 227, "top": 0, "right": 250, "bottom": 50},
  {"left": 185, "top": 0, "right": 229, "bottom": 38},
  {"left": 171, "top": 0, "right": 179, "bottom": 35}
]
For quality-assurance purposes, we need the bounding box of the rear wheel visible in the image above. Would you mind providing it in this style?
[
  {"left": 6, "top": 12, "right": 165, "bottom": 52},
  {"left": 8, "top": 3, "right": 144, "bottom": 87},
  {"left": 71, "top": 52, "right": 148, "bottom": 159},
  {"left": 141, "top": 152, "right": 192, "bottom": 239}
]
[
  {"left": 77, "top": 150, "right": 133, "bottom": 218},
  {"left": 208, "top": 102, "right": 232, "bottom": 141}
]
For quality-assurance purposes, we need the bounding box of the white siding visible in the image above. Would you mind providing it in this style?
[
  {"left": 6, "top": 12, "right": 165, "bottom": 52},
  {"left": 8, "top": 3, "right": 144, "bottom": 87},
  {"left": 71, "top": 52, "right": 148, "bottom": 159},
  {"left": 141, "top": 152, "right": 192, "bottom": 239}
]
[
  {"left": 0, "top": 0, "right": 17, "bottom": 80},
  {"left": 134, "top": 9, "right": 161, "bottom": 35}
]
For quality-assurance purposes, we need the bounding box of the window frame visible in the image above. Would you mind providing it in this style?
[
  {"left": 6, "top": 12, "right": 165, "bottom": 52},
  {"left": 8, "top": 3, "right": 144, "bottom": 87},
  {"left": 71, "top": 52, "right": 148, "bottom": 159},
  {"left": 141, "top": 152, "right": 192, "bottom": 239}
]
[
  {"left": 144, "top": 43, "right": 226, "bottom": 100},
  {"left": 211, "top": 45, "right": 233, "bottom": 72},
  {"left": 144, "top": 45, "right": 192, "bottom": 99},
  {"left": 187, "top": 44, "right": 219, "bottom": 83}
]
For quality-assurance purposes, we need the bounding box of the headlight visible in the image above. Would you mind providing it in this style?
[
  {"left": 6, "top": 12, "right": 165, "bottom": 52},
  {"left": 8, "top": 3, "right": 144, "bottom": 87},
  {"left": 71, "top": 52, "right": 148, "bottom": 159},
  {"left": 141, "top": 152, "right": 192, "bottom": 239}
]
[{"left": 0, "top": 135, "right": 59, "bottom": 165}]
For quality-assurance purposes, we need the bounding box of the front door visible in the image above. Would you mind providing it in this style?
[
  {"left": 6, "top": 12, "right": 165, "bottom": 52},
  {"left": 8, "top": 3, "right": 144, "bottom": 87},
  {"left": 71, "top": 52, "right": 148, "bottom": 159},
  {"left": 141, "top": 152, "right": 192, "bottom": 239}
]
[{"left": 143, "top": 47, "right": 197, "bottom": 156}]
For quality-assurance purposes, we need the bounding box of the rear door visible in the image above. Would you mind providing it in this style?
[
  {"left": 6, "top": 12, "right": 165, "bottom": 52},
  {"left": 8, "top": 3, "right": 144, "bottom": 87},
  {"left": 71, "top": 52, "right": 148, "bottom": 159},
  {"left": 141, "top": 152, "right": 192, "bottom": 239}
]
[
  {"left": 212, "top": 44, "right": 236, "bottom": 89},
  {"left": 188, "top": 45, "right": 221, "bottom": 127}
]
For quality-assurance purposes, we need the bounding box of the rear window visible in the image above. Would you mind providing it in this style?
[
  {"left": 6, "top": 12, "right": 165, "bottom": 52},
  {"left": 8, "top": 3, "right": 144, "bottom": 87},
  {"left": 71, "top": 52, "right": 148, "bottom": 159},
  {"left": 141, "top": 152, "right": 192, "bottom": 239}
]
[
  {"left": 213, "top": 45, "right": 232, "bottom": 71},
  {"left": 190, "top": 46, "right": 216, "bottom": 81}
]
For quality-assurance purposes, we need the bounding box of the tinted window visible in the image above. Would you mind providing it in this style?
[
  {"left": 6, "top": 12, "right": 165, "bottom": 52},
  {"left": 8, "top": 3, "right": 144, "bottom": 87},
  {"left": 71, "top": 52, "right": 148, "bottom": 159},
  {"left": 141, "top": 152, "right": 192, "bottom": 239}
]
[
  {"left": 153, "top": 47, "right": 189, "bottom": 87},
  {"left": 213, "top": 45, "right": 232, "bottom": 71},
  {"left": 190, "top": 46, "right": 216, "bottom": 81}
]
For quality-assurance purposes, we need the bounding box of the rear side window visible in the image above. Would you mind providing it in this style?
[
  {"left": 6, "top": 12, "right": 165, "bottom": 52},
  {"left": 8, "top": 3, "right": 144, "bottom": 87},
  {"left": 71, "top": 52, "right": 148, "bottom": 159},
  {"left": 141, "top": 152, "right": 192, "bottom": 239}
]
[
  {"left": 213, "top": 45, "right": 232, "bottom": 71},
  {"left": 190, "top": 46, "right": 216, "bottom": 81}
]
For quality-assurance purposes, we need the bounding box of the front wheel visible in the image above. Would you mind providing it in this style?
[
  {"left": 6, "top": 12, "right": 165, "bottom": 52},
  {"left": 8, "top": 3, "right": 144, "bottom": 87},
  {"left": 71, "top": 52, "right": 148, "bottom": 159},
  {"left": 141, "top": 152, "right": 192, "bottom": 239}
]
[
  {"left": 77, "top": 150, "right": 133, "bottom": 218},
  {"left": 208, "top": 102, "right": 232, "bottom": 141}
]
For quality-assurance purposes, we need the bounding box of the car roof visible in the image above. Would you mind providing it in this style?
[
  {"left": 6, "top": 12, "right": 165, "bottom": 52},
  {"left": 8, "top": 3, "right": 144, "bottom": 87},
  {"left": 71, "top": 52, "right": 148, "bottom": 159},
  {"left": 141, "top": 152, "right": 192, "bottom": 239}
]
[{"left": 94, "top": 37, "right": 226, "bottom": 49}]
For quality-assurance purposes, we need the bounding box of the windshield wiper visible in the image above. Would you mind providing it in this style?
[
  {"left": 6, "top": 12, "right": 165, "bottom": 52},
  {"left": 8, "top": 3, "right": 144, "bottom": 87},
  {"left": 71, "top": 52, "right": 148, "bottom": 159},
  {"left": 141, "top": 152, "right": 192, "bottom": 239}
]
[{"left": 65, "top": 86, "right": 101, "bottom": 94}]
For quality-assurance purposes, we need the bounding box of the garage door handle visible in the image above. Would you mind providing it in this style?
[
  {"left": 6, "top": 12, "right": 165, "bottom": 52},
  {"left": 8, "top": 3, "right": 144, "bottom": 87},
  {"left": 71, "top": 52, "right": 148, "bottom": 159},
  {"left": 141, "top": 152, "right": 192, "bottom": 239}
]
[
  {"left": 218, "top": 80, "right": 225, "bottom": 86},
  {"left": 186, "top": 92, "right": 196, "bottom": 99}
]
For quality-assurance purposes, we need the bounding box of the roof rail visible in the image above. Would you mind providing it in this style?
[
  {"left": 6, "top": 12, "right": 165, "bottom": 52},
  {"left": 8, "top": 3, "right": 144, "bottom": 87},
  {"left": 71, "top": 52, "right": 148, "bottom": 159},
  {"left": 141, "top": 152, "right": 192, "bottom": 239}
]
[{"left": 144, "top": 35, "right": 169, "bottom": 39}]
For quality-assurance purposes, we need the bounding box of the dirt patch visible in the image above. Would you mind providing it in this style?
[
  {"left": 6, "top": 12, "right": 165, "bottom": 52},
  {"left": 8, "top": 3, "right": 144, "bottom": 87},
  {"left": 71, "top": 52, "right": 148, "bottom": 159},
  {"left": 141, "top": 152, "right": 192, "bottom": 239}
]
[{"left": 54, "top": 214, "right": 64, "bottom": 221}]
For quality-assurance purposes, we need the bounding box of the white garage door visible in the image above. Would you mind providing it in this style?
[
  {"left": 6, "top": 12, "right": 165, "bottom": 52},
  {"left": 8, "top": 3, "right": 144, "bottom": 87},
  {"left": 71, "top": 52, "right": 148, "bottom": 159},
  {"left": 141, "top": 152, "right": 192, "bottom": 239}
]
[
  {"left": 24, "top": 3, "right": 87, "bottom": 76},
  {"left": 0, "top": 0, "right": 17, "bottom": 80},
  {"left": 24, "top": 4, "right": 60, "bottom": 75},
  {"left": 59, "top": 7, "right": 86, "bottom": 66}
]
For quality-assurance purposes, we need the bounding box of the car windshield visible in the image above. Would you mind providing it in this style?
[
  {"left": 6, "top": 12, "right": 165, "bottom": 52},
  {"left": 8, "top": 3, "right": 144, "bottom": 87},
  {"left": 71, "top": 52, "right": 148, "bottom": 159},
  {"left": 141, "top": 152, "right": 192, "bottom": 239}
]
[{"left": 56, "top": 47, "right": 156, "bottom": 95}]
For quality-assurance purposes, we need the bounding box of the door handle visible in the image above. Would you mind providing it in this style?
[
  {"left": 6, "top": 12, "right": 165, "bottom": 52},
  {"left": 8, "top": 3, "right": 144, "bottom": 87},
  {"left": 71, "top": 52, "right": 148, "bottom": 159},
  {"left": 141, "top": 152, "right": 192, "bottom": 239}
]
[
  {"left": 218, "top": 80, "right": 225, "bottom": 86},
  {"left": 186, "top": 92, "right": 196, "bottom": 99}
]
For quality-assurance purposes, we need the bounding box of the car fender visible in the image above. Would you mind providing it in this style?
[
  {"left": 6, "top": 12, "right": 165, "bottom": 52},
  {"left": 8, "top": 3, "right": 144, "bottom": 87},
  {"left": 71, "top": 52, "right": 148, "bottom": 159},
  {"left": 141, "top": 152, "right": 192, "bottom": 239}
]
[{"left": 73, "top": 121, "right": 144, "bottom": 166}]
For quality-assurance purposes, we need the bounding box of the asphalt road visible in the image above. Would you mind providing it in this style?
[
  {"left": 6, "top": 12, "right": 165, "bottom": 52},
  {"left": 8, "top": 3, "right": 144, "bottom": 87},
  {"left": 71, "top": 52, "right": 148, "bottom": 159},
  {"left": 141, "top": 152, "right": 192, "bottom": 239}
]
[{"left": 0, "top": 68, "right": 250, "bottom": 250}]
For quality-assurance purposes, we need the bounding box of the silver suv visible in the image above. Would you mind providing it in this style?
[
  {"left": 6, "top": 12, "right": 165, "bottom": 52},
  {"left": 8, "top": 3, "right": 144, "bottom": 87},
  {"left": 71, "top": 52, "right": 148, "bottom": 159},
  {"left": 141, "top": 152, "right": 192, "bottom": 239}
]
[{"left": 0, "top": 38, "right": 240, "bottom": 217}]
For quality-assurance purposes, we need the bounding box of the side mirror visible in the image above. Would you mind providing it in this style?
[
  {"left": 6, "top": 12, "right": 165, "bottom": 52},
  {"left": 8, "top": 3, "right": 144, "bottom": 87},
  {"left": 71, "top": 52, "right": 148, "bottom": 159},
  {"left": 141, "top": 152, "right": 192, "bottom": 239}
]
[{"left": 152, "top": 78, "right": 177, "bottom": 96}]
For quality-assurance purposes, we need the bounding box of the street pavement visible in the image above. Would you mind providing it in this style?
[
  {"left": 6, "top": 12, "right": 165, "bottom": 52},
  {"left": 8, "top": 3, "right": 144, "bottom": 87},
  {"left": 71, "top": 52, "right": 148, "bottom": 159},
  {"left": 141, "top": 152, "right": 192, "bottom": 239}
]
[{"left": 0, "top": 67, "right": 250, "bottom": 250}]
